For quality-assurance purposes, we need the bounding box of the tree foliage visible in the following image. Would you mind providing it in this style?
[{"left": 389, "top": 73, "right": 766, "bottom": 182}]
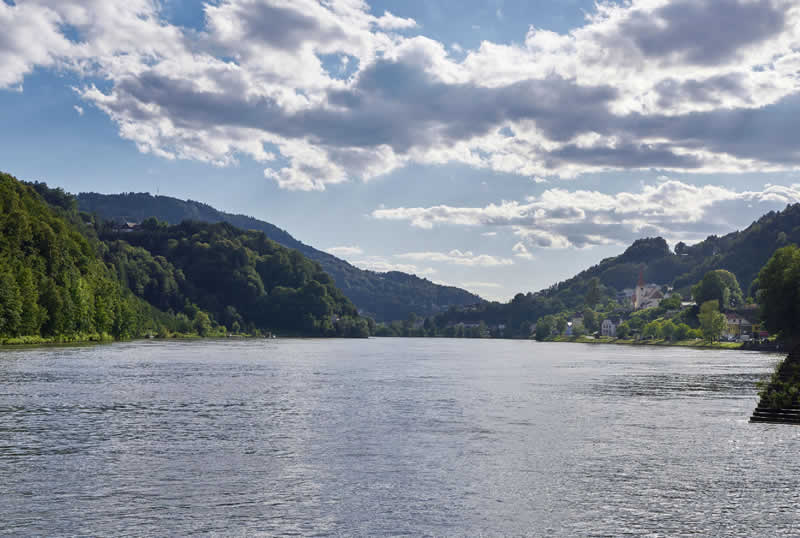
[
  {"left": 100, "top": 219, "right": 364, "bottom": 336},
  {"left": 757, "top": 245, "right": 800, "bottom": 347},
  {"left": 0, "top": 173, "right": 166, "bottom": 340},
  {"left": 698, "top": 300, "right": 726, "bottom": 342},
  {"left": 692, "top": 270, "right": 743, "bottom": 309}
]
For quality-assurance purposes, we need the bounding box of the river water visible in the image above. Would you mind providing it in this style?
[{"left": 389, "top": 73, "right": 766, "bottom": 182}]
[{"left": 1, "top": 338, "right": 798, "bottom": 536}]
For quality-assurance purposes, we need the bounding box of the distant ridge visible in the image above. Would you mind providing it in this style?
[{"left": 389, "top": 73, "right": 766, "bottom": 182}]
[{"left": 77, "top": 192, "right": 483, "bottom": 321}]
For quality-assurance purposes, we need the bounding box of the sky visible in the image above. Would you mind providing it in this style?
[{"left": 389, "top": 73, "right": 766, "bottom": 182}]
[{"left": 3, "top": 0, "right": 800, "bottom": 301}]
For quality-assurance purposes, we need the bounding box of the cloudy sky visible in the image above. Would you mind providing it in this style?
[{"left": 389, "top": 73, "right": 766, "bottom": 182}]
[{"left": 3, "top": 0, "right": 800, "bottom": 300}]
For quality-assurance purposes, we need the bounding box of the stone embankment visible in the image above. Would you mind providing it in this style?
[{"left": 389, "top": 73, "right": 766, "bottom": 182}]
[
  {"left": 750, "top": 406, "right": 800, "bottom": 424},
  {"left": 750, "top": 346, "right": 800, "bottom": 424}
]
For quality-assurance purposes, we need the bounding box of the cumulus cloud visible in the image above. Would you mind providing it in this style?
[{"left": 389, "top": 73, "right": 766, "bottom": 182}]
[
  {"left": 350, "top": 256, "right": 436, "bottom": 276},
  {"left": 0, "top": 1, "right": 74, "bottom": 88},
  {"left": 73, "top": 105, "right": 84, "bottom": 116},
  {"left": 4, "top": 0, "right": 800, "bottom": 188},
  {"left": 373, "top": 179, "right": 800, "bottom": 248},
  {"left": 325, "top": 245, "right": 363, "bottom": 256},
  {"left": 512, "top": 242, "right": 534, "bottom": 260},
  {"left": 395, "top": 249, "right": 513, "bottom": 267}
]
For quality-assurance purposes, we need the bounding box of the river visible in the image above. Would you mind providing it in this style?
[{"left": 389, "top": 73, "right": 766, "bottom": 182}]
[{"left": 1, "top": 338, "right": 798, "bottom": 536}]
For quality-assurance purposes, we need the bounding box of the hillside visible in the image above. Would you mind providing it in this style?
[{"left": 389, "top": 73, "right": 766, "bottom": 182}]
[
  {"left": 434, "top": 203, "right": 800, "bottom": 336},
  {"left": 0, "top": 171, "right": 369, "bottom": 340},
  {"left": 99, "top": 218, "right": 367, "bottom": 337},
  {"left": 77, "top": 192, "right": 483, "bottom": 320},
  {"left": 0, "top": 172, "right": 179, "bottom": 341}
]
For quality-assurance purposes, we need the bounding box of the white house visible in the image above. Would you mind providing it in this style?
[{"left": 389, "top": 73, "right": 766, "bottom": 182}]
[{"left": 601, "top": 318, "right": 617, "bottom": 338}]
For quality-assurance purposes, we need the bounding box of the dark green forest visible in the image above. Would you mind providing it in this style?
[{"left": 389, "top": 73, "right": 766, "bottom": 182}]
[
  {"left": 78, "top": 191, "right": 483, "bottom": 321},
  {"left": 100, "top": 218, "right": 369, "bottom": 337},
  {"left": 0, "top": 172, "right": 368, "bottom": 342}
]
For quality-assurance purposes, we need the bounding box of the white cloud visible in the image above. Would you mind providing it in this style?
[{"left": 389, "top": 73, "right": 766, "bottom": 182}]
[
  {"left": 5, "top": 0, "right": 800, "bottom": 189},
  {"left": 0, "top": 2, "right": 74, "bottom": 89},
  {"left": 351, "top": 256, "right": 436, "bottom": 276},
  {"left": 461, "top": 281, "right": 501, "bottom": 288},
  {"left": 512, "top": 242, "right": 534, "bottom": 259},
  {"left": 395, "top": 249, "right": 514, "bottom": 267},
  {"left": 375, "top": 11, "right": 417, "bottom": 30},
  {"left": 325, "top": 245, "right": 363, "bottom": 256},
  {"left": 481, "top": 231, "right": 497, "bottom": 237},
  {"left": 73, "top": 105, "right": 84, "bottom": 116},
  {"left": 373, "top": 179, "right": 800, "bottom": 248}
]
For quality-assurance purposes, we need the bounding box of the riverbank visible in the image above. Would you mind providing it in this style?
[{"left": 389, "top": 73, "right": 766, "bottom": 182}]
[
  {"left": 0, "top": 331, "right": 240, "bottom": 348},
  {"left": 546, "top": 335, "right": 746, "bottom": 350},
  {"left": 0, "top": 333, "right": 114, "bottom": 346}
]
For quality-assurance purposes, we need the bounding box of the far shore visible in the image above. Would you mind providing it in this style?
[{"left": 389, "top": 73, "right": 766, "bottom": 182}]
[{"left": 544, "top": 334, "right": 781, "bottom": 352}]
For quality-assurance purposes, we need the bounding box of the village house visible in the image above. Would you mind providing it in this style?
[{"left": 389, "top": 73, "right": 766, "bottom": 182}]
[
  {"left": 601, "top": 318, "right": 618, "bottom": 338},
  {"left": 725, "top": 313, "right": 753, "bottom": 339}
]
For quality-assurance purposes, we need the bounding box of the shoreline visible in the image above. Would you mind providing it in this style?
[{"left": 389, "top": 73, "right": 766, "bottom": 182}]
[{"left": 543, "top": 335, "right": 778, "bottom": 351}]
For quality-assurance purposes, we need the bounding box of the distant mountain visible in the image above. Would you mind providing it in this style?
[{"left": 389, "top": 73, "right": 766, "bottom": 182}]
[
  {"left": 525, "top": 202, "right": 800, "bottom": 305},
  {"left": 77, "top": 192, "right": 483, "bottom": 321},
  {"left": 435, "top": 203, "right": 800, "bottom": 336}
]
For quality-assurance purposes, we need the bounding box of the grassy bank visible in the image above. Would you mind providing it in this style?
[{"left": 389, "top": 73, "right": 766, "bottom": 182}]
[
  {"left": 546, "top": 335, "right": 743, "bottom": 350},
  {"left": 0, "top": 333, "right": 114, "bottom": 346},
  {"left": 0, "top": 330, "right": 248, "bottom": 348}
]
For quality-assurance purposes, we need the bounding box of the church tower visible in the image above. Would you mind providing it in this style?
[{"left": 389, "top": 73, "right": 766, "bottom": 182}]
[{"left": 633, "top": 270, "right": 646, "bottom": 310}]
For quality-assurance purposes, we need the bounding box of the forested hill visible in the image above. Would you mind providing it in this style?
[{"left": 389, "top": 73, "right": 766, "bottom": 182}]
[
  {"left": 77, "top": 192, "right": 483, "bottom": 321},
  {"left": 99, "top": 218, "right": 367, "bottom": 337},
  {"left": 0, "top": 171, "right": 369, "bottom": 341},
  {"left": 0, "top": 172, "right": 178, "bottom": 341},
  {"left": 435, "top": 203, "right": 800, "bottom": 336}
]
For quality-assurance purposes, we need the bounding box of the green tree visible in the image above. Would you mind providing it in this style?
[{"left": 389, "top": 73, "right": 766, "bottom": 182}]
[
  {"left": 674, "top": 323, "right": 690, "bottom": 341},
  {"left": 16, "top": 266, "right": 41, "bottom": 335},
  {"left": 535, "top": 316, "right": 554, "bottom": 341},
  {"left": 582, "top": 308, "right": 598, "bottom": 333},
  {"left": 659, "top": 293, "right": 681, "bottom": 310},
  {"left": 616, "top": 322, "right": 630, "bottom": 339},
  {"left": 698, "top": 300, "right": 726, "bottom": 342},
  {"left": 193, "top": 311, "right": 213, "bottom": 337},
  {"left": 0, "top": 266, "right": 22, "bottom": 336},
  {"left": 585, "top": 278, "right": 601, "bottom": 308},
  {"left": 643, "top": 320, "right": 661, "bottom": 340},
  {"left": 628, "top": 316, "right": 645, "bottom": 332},
  {"left": 757, "top": 245, "right": 800, "bottom": 347},
  {"left": 692, "top": 270, "right": 743, "bottom": 310},
  {"left": 555, "top": 316, "right": 567, "bottom": 335},
  {"left": 660, "top": 319, "right": 677, "bottom": 341}
]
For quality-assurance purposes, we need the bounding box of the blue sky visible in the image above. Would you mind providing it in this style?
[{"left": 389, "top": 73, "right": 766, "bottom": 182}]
[{"left": 3, "top": 0, "right": 800, "bottom": 300}]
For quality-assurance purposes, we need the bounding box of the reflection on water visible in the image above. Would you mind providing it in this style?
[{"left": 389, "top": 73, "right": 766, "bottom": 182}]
[{"left": 1, "top": 339, "right": 798, "bottom": 536}]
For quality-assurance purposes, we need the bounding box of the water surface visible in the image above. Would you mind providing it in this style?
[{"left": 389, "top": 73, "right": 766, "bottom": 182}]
[{"left": 1, "top": 339, "right": 797, "bottom": 536}]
